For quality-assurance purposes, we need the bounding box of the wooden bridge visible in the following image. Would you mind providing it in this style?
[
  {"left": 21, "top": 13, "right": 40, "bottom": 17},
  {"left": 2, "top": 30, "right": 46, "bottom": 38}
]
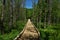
[{"left": 14, "top": 19, "right": 40, "bottom": 40}]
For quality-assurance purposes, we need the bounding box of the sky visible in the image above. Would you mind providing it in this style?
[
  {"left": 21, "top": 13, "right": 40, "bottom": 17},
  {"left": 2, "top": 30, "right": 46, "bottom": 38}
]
[
  {"left": 25, "top": 0, "right": 32, "bottom": 8},
  {"left": 25, "top": 0, "right": 38, "bottom": 8}
]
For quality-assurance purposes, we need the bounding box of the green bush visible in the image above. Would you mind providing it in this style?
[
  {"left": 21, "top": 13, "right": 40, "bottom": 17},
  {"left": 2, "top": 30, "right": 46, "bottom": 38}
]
[
  {"left": 0, "top": 30, "right": 19, "bottom": 40},
  {"left": 16, "top": 21, "right": 26, "bottom": 31}
]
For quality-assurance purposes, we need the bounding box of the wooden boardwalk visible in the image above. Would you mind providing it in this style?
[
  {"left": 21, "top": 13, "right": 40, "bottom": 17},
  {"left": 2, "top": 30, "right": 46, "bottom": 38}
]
[{"left": 14, "top": 19, "right": 40, "bottom": 40}]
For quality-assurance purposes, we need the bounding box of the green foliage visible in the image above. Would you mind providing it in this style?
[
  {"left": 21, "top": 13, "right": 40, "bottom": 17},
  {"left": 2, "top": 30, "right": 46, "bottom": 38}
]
[
  {"left": 16, "top": 21, "right": 26, "bottom": 31},
  {"left": 38, "top": 24, "right": 60, "bottom": 40},
  {"left": 0, "top": 30, "right": 19, "bottom": 40},
  {"left": 0, "top": 0, "right": 60, "bottom": 40}
]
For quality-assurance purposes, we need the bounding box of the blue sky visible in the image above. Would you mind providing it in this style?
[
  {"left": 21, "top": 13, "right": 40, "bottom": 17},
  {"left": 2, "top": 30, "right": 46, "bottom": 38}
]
[
  {"left": 25, "top": 0, "right": 38, "bottom": 8},
  {"left": 25, "top": 0, "right": 32, "bottom": 8}
]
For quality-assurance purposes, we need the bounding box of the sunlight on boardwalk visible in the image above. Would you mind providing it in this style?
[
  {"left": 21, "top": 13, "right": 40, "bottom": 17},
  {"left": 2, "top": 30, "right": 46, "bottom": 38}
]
[{"left": 14, "top": 19, "right": 40, "bottom": 40}]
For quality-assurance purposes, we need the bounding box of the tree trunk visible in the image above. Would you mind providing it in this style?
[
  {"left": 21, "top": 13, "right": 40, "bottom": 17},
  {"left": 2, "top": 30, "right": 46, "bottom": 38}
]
[
  {"left": 0, "top": 0, "right": 6, "bottom": 34},
  {"left": 47, "top": 0, "right": 52, "bottom": 25},
  {"left": 9, "top": 0, "right": 13, "bottom": 31}
]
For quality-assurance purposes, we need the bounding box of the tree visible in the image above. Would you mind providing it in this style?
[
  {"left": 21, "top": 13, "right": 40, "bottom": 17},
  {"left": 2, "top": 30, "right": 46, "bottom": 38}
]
[
  {"left": 0, "top": 0, "right": 6, "bottom": 34},
  {"left": 47, "top": 0, "right": 52, "bottom": 25}
]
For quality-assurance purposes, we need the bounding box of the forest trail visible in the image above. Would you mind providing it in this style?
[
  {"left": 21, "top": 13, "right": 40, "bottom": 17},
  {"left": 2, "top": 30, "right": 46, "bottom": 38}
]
[{"left": 14, "top": 19, "right": 40, "bottom": 40}]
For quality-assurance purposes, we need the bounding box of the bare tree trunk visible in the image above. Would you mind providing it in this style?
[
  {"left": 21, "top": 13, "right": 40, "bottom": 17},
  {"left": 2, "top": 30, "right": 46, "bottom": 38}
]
[
  {"left": 9, "top": 0, "right": 13, "bottom": 31},
  {"left": 44, "top": 0, "right": 48, "bottom": 28},
  {"left": 0, "top": 0, "right": 6, "bottom": 34},
  {"left": 47, "top": 0, "right": 52, "bottom": 25},
  {"left": 0, "top": 0, "right": 2, "bottom": 32},
  {"left": 37, "top": 0, "right": 42, "bottom": 28},
  {"left": 32, "top": 0, "right": 35, "bottom": 23},
  {"left": 44, "top": 8, "right": 47, "bottom": 28},
  {"left": 22, "top": 0, "right": 26, "bottom": 21},
  {"left": 12, "top": 0, "right": 17, "bottom": 28}
]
